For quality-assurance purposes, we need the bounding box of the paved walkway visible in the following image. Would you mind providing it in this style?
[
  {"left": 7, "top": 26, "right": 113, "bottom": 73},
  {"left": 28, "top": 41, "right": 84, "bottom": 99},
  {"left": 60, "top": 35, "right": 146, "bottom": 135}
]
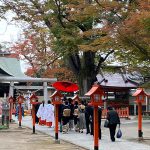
[{"left": 13, "top": 116, "right": 150, "bottom": 150}]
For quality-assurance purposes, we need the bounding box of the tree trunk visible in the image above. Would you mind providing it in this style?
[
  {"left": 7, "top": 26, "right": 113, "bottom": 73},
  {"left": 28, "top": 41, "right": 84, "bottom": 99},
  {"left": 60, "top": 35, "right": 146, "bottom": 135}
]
[
  {"left": 68, "top": 51, "right": 98, "bottom": 96},
  {"left": 78, "top": 73, "right": 97, "bottom": 96}
]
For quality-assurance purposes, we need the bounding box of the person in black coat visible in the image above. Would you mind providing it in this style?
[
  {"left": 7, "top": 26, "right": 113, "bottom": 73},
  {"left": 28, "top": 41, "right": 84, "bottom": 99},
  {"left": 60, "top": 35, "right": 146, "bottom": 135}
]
[
  {"left": 85, "top": 103, "right": 93, "bottom": 134},
  {"left": 58, "top": 103, "right": 64, "bottom": 132},
  {"left": 61, "top": 100, "right": 71, "bottom": 133},
  {"left": 68, "top": 98, "right": 74, "bottom": 130},
  {"left": 73, "top": 101, "right": 79, "bottom": 132},
  {"left": 107, "top": 106, "right": 120, "bottom": 142},
  {"left": 90, "top": 106, "right": 102, "bottom": 139}
]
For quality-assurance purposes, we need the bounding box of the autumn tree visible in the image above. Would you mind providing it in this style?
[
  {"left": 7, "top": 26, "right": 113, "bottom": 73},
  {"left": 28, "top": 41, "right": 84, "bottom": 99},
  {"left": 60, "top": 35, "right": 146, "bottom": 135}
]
[
  {"left": 11, "top": 30, "right": 60, "bottom": 77},
  {"left": 115, "top": 0, "right": 150, "bottom": 77},
  {"left": 0, "top": 0, "right": 145, "bottom": 95}
]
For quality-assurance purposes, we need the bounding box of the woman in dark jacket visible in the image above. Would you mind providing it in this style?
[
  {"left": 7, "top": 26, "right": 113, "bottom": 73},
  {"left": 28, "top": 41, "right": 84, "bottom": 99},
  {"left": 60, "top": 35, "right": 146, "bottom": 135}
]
[{"left": 107, "top": 106, "right": 120, "bottom": 142}]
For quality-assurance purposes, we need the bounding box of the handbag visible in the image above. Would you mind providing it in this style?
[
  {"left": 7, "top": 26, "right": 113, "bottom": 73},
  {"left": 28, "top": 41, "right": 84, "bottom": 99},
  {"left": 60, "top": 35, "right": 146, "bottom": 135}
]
[
  {"left": 104, "top": 119, "right": 109, "bottom": 128},
  {"left": 116, "top": 128, "right": 122, "bottom": 138}
]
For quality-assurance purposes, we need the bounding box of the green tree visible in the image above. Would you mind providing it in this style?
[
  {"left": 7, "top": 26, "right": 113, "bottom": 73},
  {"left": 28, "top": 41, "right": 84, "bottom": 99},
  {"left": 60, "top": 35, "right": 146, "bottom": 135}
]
[{"left": 0, "top": 0, "right": 142, "bottom": 95}]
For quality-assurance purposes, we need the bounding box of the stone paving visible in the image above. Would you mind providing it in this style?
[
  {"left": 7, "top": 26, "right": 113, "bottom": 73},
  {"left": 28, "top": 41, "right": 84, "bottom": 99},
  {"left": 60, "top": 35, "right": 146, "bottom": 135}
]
[{"left": 13, "top": 116, "right": 150, "bottom": 150}]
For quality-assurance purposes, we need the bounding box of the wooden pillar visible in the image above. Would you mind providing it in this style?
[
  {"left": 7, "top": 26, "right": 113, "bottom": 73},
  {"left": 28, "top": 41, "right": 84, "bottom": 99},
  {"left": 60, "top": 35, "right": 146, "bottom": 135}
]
[{"left": 43, "top": 82, "right": 48, "bottom": 104}]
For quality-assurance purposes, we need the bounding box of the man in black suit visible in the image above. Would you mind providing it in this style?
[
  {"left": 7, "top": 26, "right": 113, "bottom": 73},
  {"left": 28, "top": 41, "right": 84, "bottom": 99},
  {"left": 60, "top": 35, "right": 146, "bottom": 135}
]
[
  {"left": 85, "top": 103, "right": 93, "bottom": 134},
  {"left": 90, "top": 106, "right": 102, "bottom": 139},
  {"left": 107, "top": 106, "right": 120, "bottom": 142}
]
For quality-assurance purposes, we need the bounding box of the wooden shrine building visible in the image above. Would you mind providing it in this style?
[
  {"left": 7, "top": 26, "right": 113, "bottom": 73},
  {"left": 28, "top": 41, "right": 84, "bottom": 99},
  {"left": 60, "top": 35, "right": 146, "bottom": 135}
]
[{"left": 96, "top": 68, "right": 144, "bottom": 115}]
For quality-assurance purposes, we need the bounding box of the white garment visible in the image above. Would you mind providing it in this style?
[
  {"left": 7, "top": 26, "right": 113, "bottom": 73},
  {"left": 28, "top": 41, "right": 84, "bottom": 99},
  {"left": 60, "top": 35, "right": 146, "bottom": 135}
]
[
  {"left": 36, "top": 104, "right": 46, "bottom": 120},
  {"left": 45, "top": 104, "right": 55, "bottom": 125}
]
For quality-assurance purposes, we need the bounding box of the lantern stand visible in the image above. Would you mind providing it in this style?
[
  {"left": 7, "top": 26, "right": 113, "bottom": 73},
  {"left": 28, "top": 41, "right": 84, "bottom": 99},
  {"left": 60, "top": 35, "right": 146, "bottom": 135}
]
[
  {"left": 50, "top": 91, "right": 63, "bottom": 144},
  {"left": 132, "top": 88, "right": 147, "bottom": 140},
  {"left": 85, "top": 84, "right": 104, "bottom": 150},
  {"left": 8, "top": 96, "right": 14, "bottom": 122},
  {"left": 17, "top": 95, "right": 25, "bottom": 128},
  {"left": 30, "top": 93, "right": 39, "bottom": 134}
]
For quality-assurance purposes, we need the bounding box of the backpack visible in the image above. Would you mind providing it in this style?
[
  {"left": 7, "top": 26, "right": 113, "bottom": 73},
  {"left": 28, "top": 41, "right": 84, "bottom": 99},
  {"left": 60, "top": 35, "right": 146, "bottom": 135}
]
[
  {"left": 74, "top": 108, "right": 79, "bottom": 116},
  {"left": 63, "top": 108, "right": 71, "bottom": 117}
]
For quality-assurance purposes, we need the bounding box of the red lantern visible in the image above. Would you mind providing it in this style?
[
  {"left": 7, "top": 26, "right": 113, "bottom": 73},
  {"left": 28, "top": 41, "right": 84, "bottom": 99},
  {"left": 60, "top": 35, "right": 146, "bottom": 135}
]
[
  {"left": 17, "top": 95, "right": 25, "bottom": 104},
  {"left": 85, "top": 83, "right": 105, "bottom": 150},
  {"left": 30, "top": 93, "right": 38, "bottom": 105},
  {"left": 50, "top": 91, "right": 63, "bottom": 105},
  {"left": 132, "top": 88, "right": 147, "bottom": 104},
  {"left": 85, "top": 84, "right": 105, "bottom": 106}
]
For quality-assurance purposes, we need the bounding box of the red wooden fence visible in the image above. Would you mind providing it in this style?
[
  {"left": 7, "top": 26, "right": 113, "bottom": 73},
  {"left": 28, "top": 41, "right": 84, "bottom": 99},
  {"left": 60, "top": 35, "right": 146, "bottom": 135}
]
[{"left": 102, "top": 107, "right": 129, "bottom": 119}]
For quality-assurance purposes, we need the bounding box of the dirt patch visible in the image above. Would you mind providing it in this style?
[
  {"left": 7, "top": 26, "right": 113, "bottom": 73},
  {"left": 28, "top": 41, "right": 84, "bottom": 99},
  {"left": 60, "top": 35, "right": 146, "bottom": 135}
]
[{"left": 0, "top": 123, "right": 87, "bottom": 150}]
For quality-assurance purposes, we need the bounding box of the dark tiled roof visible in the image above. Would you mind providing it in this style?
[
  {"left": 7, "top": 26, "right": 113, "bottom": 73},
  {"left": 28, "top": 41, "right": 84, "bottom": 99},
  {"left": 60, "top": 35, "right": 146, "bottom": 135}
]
[{"left": 97, "top": 73, "right": 140, "bottom": 88}]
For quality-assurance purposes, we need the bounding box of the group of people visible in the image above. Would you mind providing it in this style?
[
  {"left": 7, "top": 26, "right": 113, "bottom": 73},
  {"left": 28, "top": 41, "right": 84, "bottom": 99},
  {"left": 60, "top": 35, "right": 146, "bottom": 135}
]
[
  {"left": 35, "top": 98, "right": 120, "bottom": 142},
  {"left": 59, "top": 99, "right": 87, "bottom": 134}
]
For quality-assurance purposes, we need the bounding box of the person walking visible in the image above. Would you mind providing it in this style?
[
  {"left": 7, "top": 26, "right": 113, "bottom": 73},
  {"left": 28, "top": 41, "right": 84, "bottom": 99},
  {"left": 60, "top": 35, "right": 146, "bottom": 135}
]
[
  {"left": 85, "top": 102, "right": 93, "bottom": 134},
  {"left": 98, "top": 106, "right": 102, "bottom": 139},
  {"left": 73, "top": 101, "right": 79, "bottom": 132},
  {"left": 45, "top": 100, "right": 54, "bottom": 127},
  {"left": 61, "top": 100, "right": 71, "bottom": 134},
  {"left": 78, "top": 101, "right": 86, "bottom": 133},
  {"left": 36, "top": 101, "right": 46, "bottom": 125},
  {"left": 90, "top": 105, "right": 102, "bottom": 139},
  {"left": 68, "top": 98, "right": 74, "bottom": 131},
  {"left": 15, "top": 104, "right": 24, "bottom": 119},
  {"left": 107, "top": 106, "right": 120, "bottom": 142}
]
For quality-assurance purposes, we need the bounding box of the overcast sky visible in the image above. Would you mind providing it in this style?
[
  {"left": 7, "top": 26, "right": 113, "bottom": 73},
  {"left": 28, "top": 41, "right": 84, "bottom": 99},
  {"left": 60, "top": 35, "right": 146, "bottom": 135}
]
[
  {"left": 0, "top": 19, "right": 29, "bottom": 73},
  {"left": 0, "top": 19, "right": 21, "bottom": 43}
]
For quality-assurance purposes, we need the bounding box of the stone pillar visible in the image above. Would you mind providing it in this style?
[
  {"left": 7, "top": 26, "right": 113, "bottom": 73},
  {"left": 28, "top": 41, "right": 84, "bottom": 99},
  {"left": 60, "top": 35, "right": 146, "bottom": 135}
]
[
  {"left": 9, "top": 81, "right": 14, "bottom": 97},
  {"left": 134, "top": 103, "right": 137, "bottom": 116},
  {"left": 43, "top": 82, "right": 48, "bottom": 104}
]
